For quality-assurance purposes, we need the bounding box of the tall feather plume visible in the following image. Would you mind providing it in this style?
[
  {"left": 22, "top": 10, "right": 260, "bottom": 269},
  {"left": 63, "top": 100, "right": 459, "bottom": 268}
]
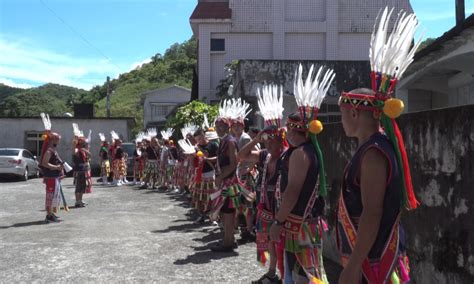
[
  {"left": 40, "top": 113, "right": 51, "bottom": 131},
  {"left": 72, "top": 123, "right": 81, "bottom": 137},
  {"left": 293, "top": 64, "right": 335, "bottom": 120},
  {"left": 203, "top": 113, "right": 210, "bottom": 129},
  {"left": 228, "top": 98, "right": 251, "bottom": 121},
  {"left": 98, "top": 133, "right": 106, "bottom": 142},
  {"left": 369, "top": 7, "right": 423, "bottom": 92},
  {"left": 257, "top": 84, "right": 284, "bottom": 127},
  {"left": 110, "top": 130, "right": 120, "bottom": 141},
  {"left": 147, "top": 128, "right": 157, "bottom": 140},
  {"left": 178, "top": 139, "right": 196, "bottom": 154},
  {"left": 86, "top": 130, "right": 92, "bottom": 143},
  {"left": 181, "top": 123, "right": 199, "bottom": 138},
  {"left": 160, "top": 128, "right": 174, "bottom": 140}
]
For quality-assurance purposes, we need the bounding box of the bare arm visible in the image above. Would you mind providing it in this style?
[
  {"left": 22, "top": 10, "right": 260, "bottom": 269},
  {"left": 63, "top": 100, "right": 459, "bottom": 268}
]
[
  {"left": 237, "top": 136, "right": 261, "bottom": 164},
  {"left": 274, "top": 148, "right": 309, "bottom": 222},
  {"left": 340, "top": 148, "right": 387, "bottom": 281}
]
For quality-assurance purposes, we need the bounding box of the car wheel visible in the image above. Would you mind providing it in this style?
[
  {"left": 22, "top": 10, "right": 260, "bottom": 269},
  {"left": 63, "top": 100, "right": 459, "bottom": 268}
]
[{"left": 21, "top": 167, "right": 28, "bottom": 181}]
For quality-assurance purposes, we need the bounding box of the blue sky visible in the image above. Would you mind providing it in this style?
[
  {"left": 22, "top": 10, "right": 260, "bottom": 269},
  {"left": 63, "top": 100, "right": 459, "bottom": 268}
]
[{"left": 0, "top": 0, "right": 473, "bottom": 90}]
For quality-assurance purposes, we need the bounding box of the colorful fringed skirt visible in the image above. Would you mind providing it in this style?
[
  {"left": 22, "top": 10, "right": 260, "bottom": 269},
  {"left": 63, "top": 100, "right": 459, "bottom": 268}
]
[
  {"left": 112, "top": 159, "right": 125, "bottom": 179},
  {"left": 282, "top": 214, "right": 327, "bottom": 283},
  {"left": 209, "top": 177, "right": 244, "bottom": 220},
  {"left": 191, "top": 171, "right": 216, "bottom": 211},
  {"left": 134, "top": 158, "right": 144, "bottom": 180},
  {"left": 145, "top": 160, "right": 159, "bottom": 179}
]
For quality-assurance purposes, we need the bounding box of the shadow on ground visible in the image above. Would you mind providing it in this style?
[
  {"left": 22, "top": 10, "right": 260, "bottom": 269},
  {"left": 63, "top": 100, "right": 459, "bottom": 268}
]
[
  {"left": 174, "top": 241, "right": 239, "bottom": 265},
  {"left": 0, "top": 220, "right": 47, "bottom": 229}
]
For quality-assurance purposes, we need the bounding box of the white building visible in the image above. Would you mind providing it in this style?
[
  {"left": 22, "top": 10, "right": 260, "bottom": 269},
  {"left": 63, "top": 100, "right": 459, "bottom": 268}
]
[
  {"left": 397, "top": 13, "right": 474, "bottom": 112},
  {"left": 190, "top": 0, "right": 412, "bottom": 102},
  {"left": 0, "top": 117, "right": 132, "bottom": 169},
  {"left": 143, "top": 85, "right": 191, "bottom": 129}
]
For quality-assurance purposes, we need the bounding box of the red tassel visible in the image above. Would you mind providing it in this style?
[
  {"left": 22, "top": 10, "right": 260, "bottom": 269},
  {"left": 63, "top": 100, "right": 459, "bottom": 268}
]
[
  {"left": 391, "top": 119, "right": 419, "bottom": 210},
  {"left": 276, "top": 239, "right": 285, "bottom": 277},
  {"left": 370, "top": 71, "right": 377, "bottom": 91}
]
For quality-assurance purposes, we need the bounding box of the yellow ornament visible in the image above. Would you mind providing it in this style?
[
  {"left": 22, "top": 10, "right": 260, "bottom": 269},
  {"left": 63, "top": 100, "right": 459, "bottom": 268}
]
[
  {"left": 308, "top": 120, "right": 323, "bottom": 134},
  {"left": 383, "top": 98, "right": 404, "bottom": 119},
  {"left": 196, "top": 151, "right": 204, "bottom": 157},
  {"left": 41, "top": 134, "right": 48, "bottom": 141},
  {"left": 208, "top": 127, "right": 215, "bottom": 132}
]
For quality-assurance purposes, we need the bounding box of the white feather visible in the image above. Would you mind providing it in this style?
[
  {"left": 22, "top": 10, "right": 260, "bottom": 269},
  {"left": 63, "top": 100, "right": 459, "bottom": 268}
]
[
  {"left": 98, "top": 133, "right": 106, "bottom": 142},
  {"left": 178, "top": 139, "right": 196, "bottom": 154},
  {"left": 293, "top": 64, "right": 335, "bottom": 109},
  {"left": 40, "top": 113, "right": 52, "bottom": 131},
  {"left": 257, "top": 84, "right": 284, "bottom": 123}
]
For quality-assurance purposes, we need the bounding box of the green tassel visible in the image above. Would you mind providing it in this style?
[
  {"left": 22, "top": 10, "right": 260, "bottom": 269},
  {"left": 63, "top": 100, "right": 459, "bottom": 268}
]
[
  {"left": 310, "top": 134, "right": 327, "bottom": 197},
  {"left": 381, "top": 115, "right": 408, "bottom": 207}
]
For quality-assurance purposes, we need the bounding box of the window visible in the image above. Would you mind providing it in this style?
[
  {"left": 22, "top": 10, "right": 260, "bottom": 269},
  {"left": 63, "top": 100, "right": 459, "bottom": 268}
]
[
  {"left": 211, "top": 39, "right": 225, "bottom": 52},
  {"left": 151, "top": 104, "right": 176, "bottom": 121},
  {"left": 0, "top": 149, "right": 20, "bottom": 156},
  {"left": 25, "top": 132, "right": 43, "bottom": 157}
]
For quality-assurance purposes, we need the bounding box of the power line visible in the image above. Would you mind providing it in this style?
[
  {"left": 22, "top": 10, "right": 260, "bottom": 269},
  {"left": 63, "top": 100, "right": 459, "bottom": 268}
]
[{"left": 39, "top": 0, "right": 123, "bottom": 73}]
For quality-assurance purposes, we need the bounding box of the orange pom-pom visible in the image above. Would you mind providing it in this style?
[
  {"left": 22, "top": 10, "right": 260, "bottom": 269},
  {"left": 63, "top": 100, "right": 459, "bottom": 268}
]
[
  {"left": 308, "top": 120, "right": 323, "bottom": 134},
  {"left": 208, "top": 127, "right": 215, "bottom": 132},
  {"left": 383, "top": 98, "right": 404, "bottom": 119},
  {"left": 196, "top": 151, "right": 204, "bottom": 157}
]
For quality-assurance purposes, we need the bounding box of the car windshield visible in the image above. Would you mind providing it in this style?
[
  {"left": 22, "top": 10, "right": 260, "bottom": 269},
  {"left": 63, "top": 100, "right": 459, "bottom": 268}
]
[{"left": 0, "top": 149, "right": 20, "bottom": 156}]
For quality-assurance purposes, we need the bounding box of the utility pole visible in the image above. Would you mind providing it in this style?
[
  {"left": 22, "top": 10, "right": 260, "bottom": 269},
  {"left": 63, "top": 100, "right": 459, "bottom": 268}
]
[
  {"left": 106, "top": 76, "right": 111, "bottom": 118},
  {"left": 456, "top": 0, "right": 465, "bottom": 27}
]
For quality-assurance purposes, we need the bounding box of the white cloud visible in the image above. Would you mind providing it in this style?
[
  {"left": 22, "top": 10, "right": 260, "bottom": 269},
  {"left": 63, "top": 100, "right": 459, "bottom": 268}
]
[
  {"left": 0, "top": 77, "right": 33, "bottom": 89},
  {"left": 0, "top": 36, "right": 122, "bottom": 90}
]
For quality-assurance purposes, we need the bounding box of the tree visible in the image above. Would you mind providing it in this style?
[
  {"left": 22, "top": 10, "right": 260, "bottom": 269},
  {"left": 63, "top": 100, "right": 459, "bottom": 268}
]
[
  {"left": 417, "top": 38, "right": 436, "bottom": 52},
  {"left": 166, "top": 100, "right": 218, "bottom": 139},
  {"left": 215, "top": 60, "right": 239, "bottom": 98}
]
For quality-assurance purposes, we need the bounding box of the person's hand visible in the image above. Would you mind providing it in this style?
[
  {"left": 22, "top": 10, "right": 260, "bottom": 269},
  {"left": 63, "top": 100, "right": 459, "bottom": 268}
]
[
  {"left": 270, "top": 223, "right": 282, "bottom": 242},
  {"left": 338, "top": 265, "right": 360, "bottom": 284}
]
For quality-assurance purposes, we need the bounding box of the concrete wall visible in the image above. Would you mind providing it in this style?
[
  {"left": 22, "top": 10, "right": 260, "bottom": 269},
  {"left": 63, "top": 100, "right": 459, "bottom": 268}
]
[
  {"left": 318, "top": 105, "right": 474, "bottom": 283},
  {"left": 233, "top": 59, "right": 371, "bottom": 124},
  {"left": 193, "top": 0, "right": 412, "bottom": 101},
  {"left": 0, "top": 118, "right": 131, "bottom": 170}
]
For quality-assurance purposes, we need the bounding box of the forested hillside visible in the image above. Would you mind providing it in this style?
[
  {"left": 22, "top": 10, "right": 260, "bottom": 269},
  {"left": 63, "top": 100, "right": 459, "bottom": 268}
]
[{"left": 0, "top": 37, "right": 197, "bottom": 131}]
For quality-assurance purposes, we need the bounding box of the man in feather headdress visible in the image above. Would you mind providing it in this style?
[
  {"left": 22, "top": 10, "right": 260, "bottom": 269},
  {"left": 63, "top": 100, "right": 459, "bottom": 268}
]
[
  {"left": 73, "top": 134, "right": 91, "bottom": 207},
  {"left": 98, "top": 133, "right": 110, "bottom": 185},
  {"left": 337, "top": 7, "right": 420, "bottom": 284},
  {"left": 39, "top": 113, "right": 64, "bottom": 223},
  {"left": 269, "top": 64, "right": 335, "bottom": 283},
  {"left": 238, "top": 84, "right": 288, "bottom": 283}
]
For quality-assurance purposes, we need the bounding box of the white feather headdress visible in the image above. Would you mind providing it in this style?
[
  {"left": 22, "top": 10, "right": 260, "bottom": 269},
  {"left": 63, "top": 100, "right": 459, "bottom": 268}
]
[
  {"left": 98, "top": 133, "right": 106, "bottom": 142},
  {"left": 181, "top": 123, "right": 198, "bottom": 138},
  {"left": 72, "top": 123, "right": 82, "bottom": 137},
  {"left": 228, "top": 98, "right": 251, "bottom": 122},
  {"left": 40, "top": 113, "right": 51, "bottom": 131},
  {"left": 160, "top": 128, "right": 174, "bottom": 140},
  {"left": 86, "top": 130, "right": 92, "bottom": 143},
  {"left": 146, "top": 128, "right": 157, "bottom": 141},
  {"left": 135, "top": 132, "right": 146, "bottom": 143},
  {"left": 110, "top": 130, "right": 120, "bottom": 141},
  {"left": 178, "top": 139, "right": 196, "bottom": 155},
  {"left": 293, "top": 64, "right": 335, "bottom": 122},
  {"left": 257, "top": 84, "right": 284, "bottom": 128},
  {"left": 369, "top": 7, "right": 423, "bottom": 93}
]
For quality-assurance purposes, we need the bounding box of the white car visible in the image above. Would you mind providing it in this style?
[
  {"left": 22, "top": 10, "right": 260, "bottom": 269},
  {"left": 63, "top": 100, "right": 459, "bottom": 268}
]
[{"left": 0, "top": 148, "right": 40, "bottom": 181}]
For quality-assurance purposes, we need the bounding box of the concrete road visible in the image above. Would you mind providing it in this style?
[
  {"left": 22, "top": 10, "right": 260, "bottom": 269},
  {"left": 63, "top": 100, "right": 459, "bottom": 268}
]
[{"left": 0, "top": 178, "right": 340, "bottom": 283}]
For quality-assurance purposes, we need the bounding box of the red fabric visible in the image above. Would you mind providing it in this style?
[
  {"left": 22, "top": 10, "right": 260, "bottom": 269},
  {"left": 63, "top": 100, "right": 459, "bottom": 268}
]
[{"left": 391, "top": 119, "right": 419, "bottom": 209}]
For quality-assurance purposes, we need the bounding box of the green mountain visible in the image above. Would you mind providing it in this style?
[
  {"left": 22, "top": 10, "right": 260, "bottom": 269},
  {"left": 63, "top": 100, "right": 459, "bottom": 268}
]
[{"left": 0, "top": 36, "right": 197, "bottom": 132}]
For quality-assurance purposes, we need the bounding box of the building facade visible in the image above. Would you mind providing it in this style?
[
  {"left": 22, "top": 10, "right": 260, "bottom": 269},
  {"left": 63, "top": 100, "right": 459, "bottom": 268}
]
[
  {"left": 397, "top": 14, "right": 474, "bottom": 113},
  {"left": 190, "top": 0, "right": 412, "bottom": 102},
  {"left": 143, "top": 85, "right": 191, "bottom": 129}
]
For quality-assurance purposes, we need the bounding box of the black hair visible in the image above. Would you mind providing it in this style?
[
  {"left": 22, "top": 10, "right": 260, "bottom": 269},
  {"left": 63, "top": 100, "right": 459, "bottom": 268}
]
[
  {"left": 193, "top": 129, "right": 205, "bottom": 137},
  {"left": 249, "top": 127, "right": 260, "bottom": 134}
]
